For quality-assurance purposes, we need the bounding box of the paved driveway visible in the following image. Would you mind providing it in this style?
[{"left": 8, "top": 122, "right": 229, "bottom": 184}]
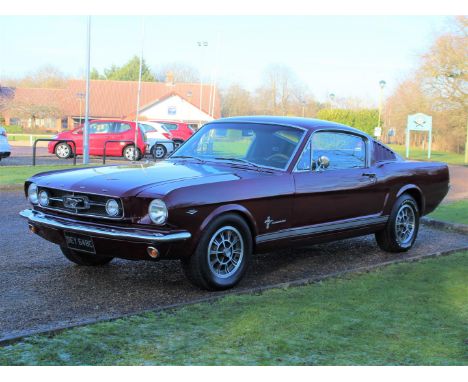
[{"left": 1, "top": 190, "right": 467, "bottom": 341}]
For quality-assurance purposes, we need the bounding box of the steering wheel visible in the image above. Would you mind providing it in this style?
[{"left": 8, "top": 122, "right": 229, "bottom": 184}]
[{"left": 265, "top": 153, "right": 290, "bottom": 163}]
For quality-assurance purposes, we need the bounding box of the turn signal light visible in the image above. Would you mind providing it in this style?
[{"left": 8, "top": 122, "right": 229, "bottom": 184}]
[{"left": 147, "top": 246, "right": 159, "bottom": 259}]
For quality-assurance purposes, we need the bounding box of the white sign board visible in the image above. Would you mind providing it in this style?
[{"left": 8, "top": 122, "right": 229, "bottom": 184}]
[
  {"left": 406, "top": 113, "right": 433, "bottom": 159},
  {"left": 373, "top": 126, "right": 382, "bottom": 138}
]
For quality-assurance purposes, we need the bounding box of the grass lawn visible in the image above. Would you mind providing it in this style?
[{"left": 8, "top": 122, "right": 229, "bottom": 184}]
[
  {"left": 1, "top": 251, "right": 467, "bottom": 366},
  {"left": 0, "top": 165, "right": 91, "bottom": 186},
  {"left": 389, "top": 144, "right": 467, "bottom": 166},
  {"left": 429, "top": 199, "right": 468, "bottom": 225}
]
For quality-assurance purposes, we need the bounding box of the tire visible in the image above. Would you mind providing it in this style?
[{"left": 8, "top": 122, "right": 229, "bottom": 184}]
[
  {"left": 375, "top": 194, "right": 420, "bottom": 252},
  {"left": 173, "top": 140, "right": 184, "bottom": 149},
  {"left": 123, "top": 145, "right": 142, "bottom": 161},
  {"left": 60, "top": 246, "right": 114, "bottom": 266},
  {"left": 55, "top": 142, "right": 73, "bottom": 159},
  {"left": 152, "top": 144, "right": 167, "bottom": 160},
  {"left": 181, "top": 213, "right": 252, "bottom": 290}
]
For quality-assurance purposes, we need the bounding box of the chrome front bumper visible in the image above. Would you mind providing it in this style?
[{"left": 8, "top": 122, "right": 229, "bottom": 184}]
[{"left": 19, "top": 209, "right": 191, "bottom": 243}]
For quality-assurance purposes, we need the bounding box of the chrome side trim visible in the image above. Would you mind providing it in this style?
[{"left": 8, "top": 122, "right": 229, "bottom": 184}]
[
  {"left": 20, "top": 209, "right": 191, "bottom": 243},
  {"left": 256, "top": 214, "right": 388, "bottom": 244}
]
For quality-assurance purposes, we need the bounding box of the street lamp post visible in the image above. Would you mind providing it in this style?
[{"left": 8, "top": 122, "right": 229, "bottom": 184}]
[
  {"left": 83, "top": 16, "right": 91, "bottom": 165},
  {"left": 301, "top": 100, "right": 306, "bottom": 117},
  {"left": 377, "top": 80, "right": 386, "bottom": 128},
  {"left": 329, "top": 93, "right": 335, "bottom": 109},
  {"left": 197, "top": 41, "right": 208, "bottom": 125},
  {"left": 76, "top": 92, "right": 85, "bottom": 127}
]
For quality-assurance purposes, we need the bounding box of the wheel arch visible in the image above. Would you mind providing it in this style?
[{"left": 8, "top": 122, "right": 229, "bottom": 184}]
[
  {"left": 396, "top": 184, "right": 425, "bottom": 214},
  {"left": 196, "top": 204, "right": 258, "bottom": 250}
]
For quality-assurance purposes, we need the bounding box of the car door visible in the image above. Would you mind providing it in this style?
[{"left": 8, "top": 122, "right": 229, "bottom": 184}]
[
  {"left": 292, "top": 130, "right": 388, "bottom": 231},
  {"left": 89, "top": 121, "right": 113, "bottom": 155}
]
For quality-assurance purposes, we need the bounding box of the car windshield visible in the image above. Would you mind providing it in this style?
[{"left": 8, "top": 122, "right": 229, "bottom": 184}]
[
  {"left": 171, "top": 122, "right": 305, "bottom": 170},
  {"left": 139, "top": 124, "right": 156, "bottom": 133}
]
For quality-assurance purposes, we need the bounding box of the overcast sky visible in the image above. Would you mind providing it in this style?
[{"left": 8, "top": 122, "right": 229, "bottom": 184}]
[{"left": 0, "top": 15, "right": 450, "bottom": 104}]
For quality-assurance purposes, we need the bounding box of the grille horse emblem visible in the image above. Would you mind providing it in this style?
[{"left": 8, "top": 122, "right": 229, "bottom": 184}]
[{"left": 63, "top": 196, "right": 89, "bottom": 210}]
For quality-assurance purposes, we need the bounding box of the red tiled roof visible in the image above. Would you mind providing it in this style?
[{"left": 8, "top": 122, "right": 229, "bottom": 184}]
[{"left": 4, "top": 79, "right": 220, "bottom": 119}]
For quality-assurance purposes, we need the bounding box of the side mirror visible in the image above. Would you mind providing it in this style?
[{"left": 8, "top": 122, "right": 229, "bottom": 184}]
[{"left": 317, "top": 155, "right": 330, "bottom": 170}]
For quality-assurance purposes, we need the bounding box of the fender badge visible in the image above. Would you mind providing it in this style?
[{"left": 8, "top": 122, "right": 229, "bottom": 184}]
[
  {"left": 265, "top": 216, "right": 286, "bottom": 229},
  {"left": 187, "top": 209, "right": 198, "bottom": 215}
]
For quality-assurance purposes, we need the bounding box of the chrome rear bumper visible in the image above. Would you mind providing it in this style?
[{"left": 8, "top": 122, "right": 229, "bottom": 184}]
[{"left": 19, "top": 209, "right": 191, "bottom": 243}]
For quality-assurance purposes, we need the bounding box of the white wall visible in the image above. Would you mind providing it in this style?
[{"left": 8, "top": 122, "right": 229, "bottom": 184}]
[{"left": 140, "top": 95, "right": 214, "bottom": 122}]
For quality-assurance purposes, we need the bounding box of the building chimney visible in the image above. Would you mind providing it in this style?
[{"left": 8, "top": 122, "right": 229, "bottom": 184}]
[{"left": 165, "top": 71, "right": 174, "bottom": 86}]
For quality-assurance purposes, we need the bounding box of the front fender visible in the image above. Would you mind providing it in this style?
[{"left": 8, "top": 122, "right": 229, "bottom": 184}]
[{"left": 186, "top": 203, "right": 258, "bottom": 254}]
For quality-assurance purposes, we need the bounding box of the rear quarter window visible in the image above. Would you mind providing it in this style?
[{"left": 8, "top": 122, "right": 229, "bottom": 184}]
[{"left": 373, "top": 142, "right": 397, "bottom": 162}]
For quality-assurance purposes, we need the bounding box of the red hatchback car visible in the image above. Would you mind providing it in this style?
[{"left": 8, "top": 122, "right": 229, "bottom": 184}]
[
  {"left": 49, "top": 120, "right": 147, "bottom": 161},
  {"left": 149, "top": 120, "right": 194, "bottom": 148}
]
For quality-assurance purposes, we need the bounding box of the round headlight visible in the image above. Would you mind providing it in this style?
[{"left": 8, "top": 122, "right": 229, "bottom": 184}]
[
  {"left": 38, "top": 190, "right": 49, "bottom": 206},
  {"left": 28, "top": 183, "right": 38, "bottom": 205},
  {"left": 106, "top": 199, "right": 120, "bottom": 217},
  {"left": 148, "top": 199, "right": 168, "bottom": 225}
]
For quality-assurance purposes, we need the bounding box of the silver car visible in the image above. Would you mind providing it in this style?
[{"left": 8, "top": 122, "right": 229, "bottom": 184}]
[{"left": 0, "top": 126, "right": 11, "bottom": 162}]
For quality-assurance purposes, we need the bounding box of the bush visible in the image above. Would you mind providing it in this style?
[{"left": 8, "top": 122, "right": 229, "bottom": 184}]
[
  {"left": 3, "top": 125, "right": 24, "bottom": 133},
  {"left": 316, "top": 109, "right": 379, "bottom": 136}
]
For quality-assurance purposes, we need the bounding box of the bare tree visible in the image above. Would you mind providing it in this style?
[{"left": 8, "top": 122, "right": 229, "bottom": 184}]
[
  {"left": 156, "top": 62, "right": 200, "bottom": 83},
  {"left": 7, "top": 100, "right": 62, "bottom": 129},
  {"left": 221, "top": 84, "right": 254, "bottom": 117},
  {"left": 254, "top": 64, "right": 309, "bottom": 116},
  {"left": 5, "top": 65, "right": 69, "bottom": 88}
]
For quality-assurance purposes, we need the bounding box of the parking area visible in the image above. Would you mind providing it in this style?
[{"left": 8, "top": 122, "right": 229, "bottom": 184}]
[
  {"left": 1, "top": 189, "right": 467, "bottom": 342},
  {"left": 0, "top": 145, "right": 157, "bottom": 166}
]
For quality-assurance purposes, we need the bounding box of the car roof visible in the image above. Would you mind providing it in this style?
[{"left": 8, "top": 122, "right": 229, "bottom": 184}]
[{"left": 211, "top": 116, "right": 370, "bottom": 137}]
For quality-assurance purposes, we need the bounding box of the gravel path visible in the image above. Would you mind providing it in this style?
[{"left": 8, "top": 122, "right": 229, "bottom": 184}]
[{"left": 1, "top": 190, "right": 467, "bottom": 341}]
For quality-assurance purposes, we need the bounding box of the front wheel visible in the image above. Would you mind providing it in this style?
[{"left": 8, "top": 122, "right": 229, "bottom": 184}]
[
  {"left": 181, "top": 214, "right": 252, "bottom": 290},
  {"left": 375, "top": 194, "right": 420, "bottom": 252},
  {"left": 123, "top": 145, "right": 142, "bottom": 161},
  {"left": 55, "top": 142, "right": 73, "bottom": 159},
  {"left": 60, "top": 246, "right": 114, "bottom": 266}
]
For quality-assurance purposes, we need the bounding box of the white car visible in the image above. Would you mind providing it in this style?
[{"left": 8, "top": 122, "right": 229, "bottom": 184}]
[
  {"left": 0, "top": 126, "right": 11, "bottom": 162},
  {"left": 139, "top": 122, "right": 175, "bottom": 159}
]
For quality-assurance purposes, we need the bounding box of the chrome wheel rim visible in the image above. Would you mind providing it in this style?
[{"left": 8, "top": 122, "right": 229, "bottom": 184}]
[
  {"left": 154, "top": 146, "right": 165, "bottom": 158},
  {"left": 395, "top": 204, "right": 416, "bottom": 245},
  {"left": 124, "top": 147, "right": 135, "bottom": 160},
  {"left": 207, "top": 226, "right": 244, "bottom": 279},
  {"left": 56, "top": 144, "right": 70, "bottom": 158}
]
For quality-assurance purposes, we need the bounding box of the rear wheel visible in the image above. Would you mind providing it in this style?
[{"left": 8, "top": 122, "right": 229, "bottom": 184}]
[
  {"left": 60, "top": 246, "right": 114, "bottom": 266},
  {"left": 181, "top": 214, "right": 252, "bottom": 290},
  {"left": 152, "top": 144, "right": 167, "bottom": 159},
  {"left": 375, "top": 194, "right": 420, "bottom": 252},
  {"left": 55, "top": 142, "right": 72, "bottom": 159},
  {"left": 173, "top": 140, "right": 184, "bottom": 149},
  {"left": 123, "top": 145, "right": 142, "bottom": 161}
]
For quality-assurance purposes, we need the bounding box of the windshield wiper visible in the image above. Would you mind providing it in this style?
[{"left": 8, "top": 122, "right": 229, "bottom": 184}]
[
  {"left": 170, "top": 155, "right": 204, "bottom": 163},
  {"left": 214, "top": 157, "right": 267, "bottom": 170}
]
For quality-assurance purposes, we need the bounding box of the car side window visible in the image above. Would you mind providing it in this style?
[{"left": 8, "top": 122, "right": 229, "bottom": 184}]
[
  {"left": 311, "top": 132, "right": 366, "bottom": 171},
  {"left": 162, "top": 123, "right": 177, "bottom": 131},
  {"left": 114, "top": 123, "right": 132, "bottom": 134},
  {"left": 90, "top": 122, "right": 112, "bottom": 134}
]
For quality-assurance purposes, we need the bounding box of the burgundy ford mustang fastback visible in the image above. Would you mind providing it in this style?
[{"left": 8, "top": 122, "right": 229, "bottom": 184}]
[{"left": 20, "top": 116, "right": 449, "bottom": 290}]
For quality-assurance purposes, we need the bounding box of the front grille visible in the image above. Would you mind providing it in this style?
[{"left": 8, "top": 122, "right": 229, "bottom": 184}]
[{"left": 36, "top": 187, "right": 124, "bottom": 220}]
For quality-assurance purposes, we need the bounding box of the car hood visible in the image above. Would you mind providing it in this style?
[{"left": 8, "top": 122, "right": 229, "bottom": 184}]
[{"left": 30, "top": 160, "right": 258, "bottom": 197}]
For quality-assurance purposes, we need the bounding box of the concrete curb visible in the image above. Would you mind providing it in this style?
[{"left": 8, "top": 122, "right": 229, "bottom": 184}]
[
  {"left": 421, "top": 217, "right": 468, "bottom": 235},
  {"left": 0, "top": 184, "right": 23, "bottom": 192},
  {"left": 1, "top": 245, "right": 467, "bottom": 347}
]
